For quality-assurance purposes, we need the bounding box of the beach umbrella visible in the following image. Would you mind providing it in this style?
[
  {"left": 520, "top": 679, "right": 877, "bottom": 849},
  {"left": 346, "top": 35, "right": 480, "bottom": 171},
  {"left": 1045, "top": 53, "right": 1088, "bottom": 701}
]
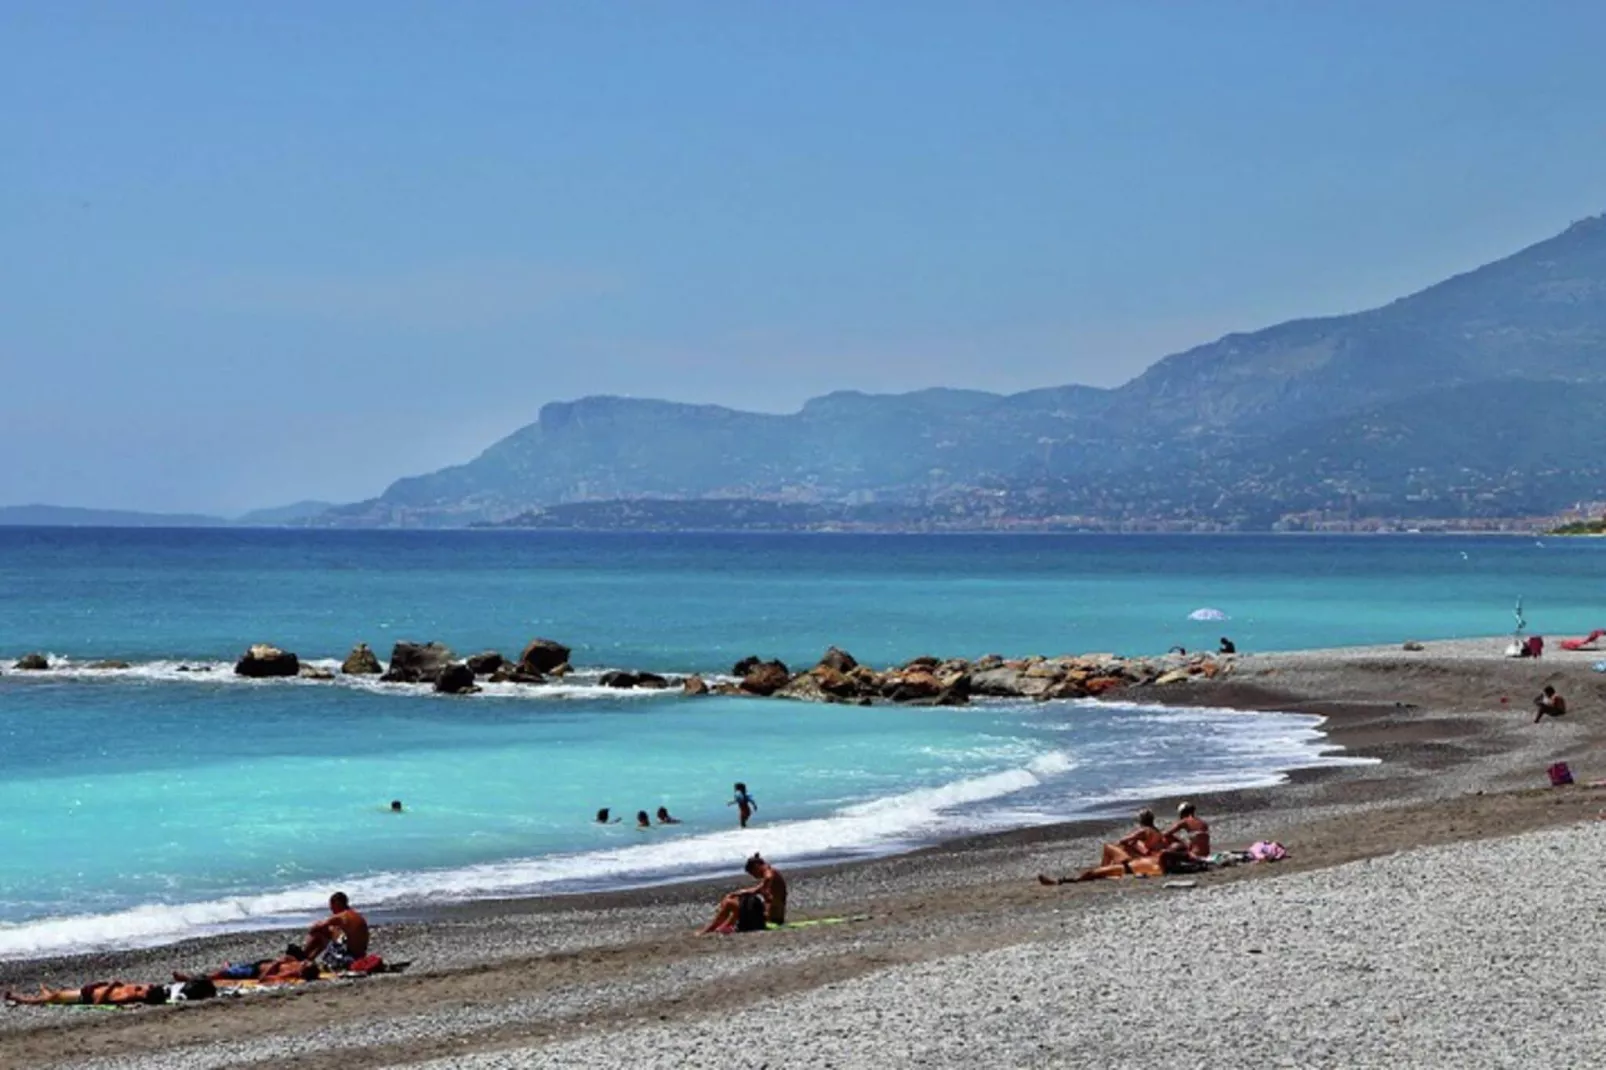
[{"left": 1188, "top": 607, "right": 1228, "bottom": 621}]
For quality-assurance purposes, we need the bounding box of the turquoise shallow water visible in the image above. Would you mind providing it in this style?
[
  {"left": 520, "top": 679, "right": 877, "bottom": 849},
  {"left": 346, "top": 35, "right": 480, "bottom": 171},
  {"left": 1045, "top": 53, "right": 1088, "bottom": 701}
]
[{"left": 0, "top": 530, "right": 1596, "bottom": 957}]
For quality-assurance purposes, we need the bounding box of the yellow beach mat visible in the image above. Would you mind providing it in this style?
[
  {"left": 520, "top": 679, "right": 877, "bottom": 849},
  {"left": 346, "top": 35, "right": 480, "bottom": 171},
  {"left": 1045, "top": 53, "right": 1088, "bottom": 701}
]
[{"left": 766, "top": 915, "right": 870, "bottom": 931}]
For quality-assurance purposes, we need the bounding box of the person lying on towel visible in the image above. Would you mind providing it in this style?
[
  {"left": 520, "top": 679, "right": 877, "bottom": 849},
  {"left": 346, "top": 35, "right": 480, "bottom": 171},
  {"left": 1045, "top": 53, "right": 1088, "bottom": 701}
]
[{"left": 173, "top": 955, "right": 320, "bottom": 984}]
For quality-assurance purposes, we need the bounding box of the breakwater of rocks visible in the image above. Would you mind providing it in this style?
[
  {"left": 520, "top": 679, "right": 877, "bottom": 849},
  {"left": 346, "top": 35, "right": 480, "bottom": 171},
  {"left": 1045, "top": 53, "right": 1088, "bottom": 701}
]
[{"left": 7, "top": 638, "right": 1233, "bottom": 705}]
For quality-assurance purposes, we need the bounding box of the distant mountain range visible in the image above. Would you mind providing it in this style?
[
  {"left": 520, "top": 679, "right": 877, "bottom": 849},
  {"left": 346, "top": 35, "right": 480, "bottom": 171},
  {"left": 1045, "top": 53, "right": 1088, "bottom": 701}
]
[
  {"left": 19, "top": 216, "right": 1606, "bottom": 531},
  {"left": 312, "top": 214, "right": 1606, "bottom": 530},
  {"left": 0, "top": 501, "right": 336, "bottom": 528}
]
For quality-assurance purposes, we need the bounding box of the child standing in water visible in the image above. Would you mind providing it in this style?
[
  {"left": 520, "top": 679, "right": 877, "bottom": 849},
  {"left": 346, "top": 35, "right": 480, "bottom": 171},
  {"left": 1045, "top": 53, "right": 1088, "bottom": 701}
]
[{"left": 729, "top": 782, "right": 757, "bottom": 828}]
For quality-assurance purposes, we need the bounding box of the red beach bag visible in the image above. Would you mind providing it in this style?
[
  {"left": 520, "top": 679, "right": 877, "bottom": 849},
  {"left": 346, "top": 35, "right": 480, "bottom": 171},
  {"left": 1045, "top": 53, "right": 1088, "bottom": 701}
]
[{"left": 1548, "top": 762, "right": 1574, "bottom": 787}]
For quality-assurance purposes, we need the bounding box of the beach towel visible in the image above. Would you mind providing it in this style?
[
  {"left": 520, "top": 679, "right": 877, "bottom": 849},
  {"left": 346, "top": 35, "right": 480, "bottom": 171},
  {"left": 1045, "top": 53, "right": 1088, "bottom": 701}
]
[
  {"left": 765, "top": 915, "right": 869, "bottom": 931},
  {"left": 1248, "top": 841, "right": 1288, "bottom": 862}
]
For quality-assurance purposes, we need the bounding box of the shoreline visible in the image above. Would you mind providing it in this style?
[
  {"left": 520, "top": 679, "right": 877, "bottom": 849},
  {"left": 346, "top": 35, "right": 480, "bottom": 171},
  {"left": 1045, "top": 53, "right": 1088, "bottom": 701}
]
[
  {"left": 0, "top": 684, "right": 1357, "bottom": 964},
  {"left": 3, "top": 636, "right": 1603, "bottom": 1068}
]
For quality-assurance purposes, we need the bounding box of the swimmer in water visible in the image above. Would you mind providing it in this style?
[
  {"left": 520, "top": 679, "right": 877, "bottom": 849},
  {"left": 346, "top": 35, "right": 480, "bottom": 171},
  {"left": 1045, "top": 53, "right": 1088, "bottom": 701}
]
[
  {"left": 636, "top": 810, "right": 651, "bottom": 829},
  {"left": 390, "top": 800, "right": 403, "bottom": 812},
  {"left": 656, "top": 806, "right": 681, "bottom": 825},
  {"left": 596, "top": 808, "right": 620, "bottom": 824},
  {"left": 729, "top": 783, "right": 757, "bottom": 828}
]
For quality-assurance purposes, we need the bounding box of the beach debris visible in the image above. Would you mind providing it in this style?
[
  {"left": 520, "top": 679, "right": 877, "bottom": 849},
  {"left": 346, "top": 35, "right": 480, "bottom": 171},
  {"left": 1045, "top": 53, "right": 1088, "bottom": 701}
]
[
  {"left": 381, "top": 641, "right": 456, "bottom": 684},
  {"left": 1163, "top": 880, "right": 1197, "bottom": 890},
  {"left": 1188, "top": 607, "right": 1228, "bottom": 621},
  {"left": 298, "top": 664, "right": 335, "bottom": 680},
  {"left": 1402, "top": 641, "right": 1426, "bottom": 651},
  {"left": 515, "top": 637, "right": 572, "bottom": 676},
  {"left": 341, "top": 643, "right": 383, "bottom": 675},
  {"left": 12, "top": 653, "right": 50, "bottom": 671},
  {"left": 234, "top": 643, "right": 300, "bottom": 678}
]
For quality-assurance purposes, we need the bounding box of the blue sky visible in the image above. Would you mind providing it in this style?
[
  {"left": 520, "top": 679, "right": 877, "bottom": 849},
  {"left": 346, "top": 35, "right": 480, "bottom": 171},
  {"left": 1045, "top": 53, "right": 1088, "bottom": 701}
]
[{"left": 4, "top": 2, "right": 1605, "bottom": 513}]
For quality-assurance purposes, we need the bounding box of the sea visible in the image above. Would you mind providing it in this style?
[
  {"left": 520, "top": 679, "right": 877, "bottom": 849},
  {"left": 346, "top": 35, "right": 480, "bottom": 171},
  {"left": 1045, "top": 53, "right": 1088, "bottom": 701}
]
[{"left": 0, "top": 528, "right": 1595, "bottom": 960}]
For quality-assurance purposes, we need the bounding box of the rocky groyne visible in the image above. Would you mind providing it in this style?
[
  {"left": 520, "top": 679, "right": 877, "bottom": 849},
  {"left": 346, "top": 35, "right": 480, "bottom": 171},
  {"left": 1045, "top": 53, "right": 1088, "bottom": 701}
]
[{"left": 212, "top": 639, "right": 1233, "bottom": 705}]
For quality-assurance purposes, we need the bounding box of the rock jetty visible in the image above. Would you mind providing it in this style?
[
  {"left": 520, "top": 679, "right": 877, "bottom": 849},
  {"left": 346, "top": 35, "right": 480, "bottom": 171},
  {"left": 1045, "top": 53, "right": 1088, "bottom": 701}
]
[{"left": 688, "top": 648, "right": 1234, "bottom": 706}]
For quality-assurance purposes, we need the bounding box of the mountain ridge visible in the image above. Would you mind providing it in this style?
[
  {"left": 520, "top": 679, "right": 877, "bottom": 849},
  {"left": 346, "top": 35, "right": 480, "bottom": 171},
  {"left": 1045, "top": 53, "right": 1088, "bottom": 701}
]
[{"left": 311, "top": 212, "right": 1606, "bottom": 528}]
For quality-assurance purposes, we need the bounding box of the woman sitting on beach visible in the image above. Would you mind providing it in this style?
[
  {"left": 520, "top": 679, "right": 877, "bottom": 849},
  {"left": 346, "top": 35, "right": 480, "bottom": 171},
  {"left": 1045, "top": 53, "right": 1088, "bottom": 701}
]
[{"left": 700, "top": 853, "right": 788, "bottom": 934}]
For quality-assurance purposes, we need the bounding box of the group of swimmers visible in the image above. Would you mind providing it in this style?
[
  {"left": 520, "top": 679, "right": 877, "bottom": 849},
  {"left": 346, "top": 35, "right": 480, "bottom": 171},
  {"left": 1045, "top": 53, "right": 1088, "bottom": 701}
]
[
  {"left": 5, "top": 892, "right": 371, "bottom": 1008},
  {"left": 597, "top": 782, "right": 759, "bottom": 830},
  {"left": 1038, "top": 802, "right": 1212, "bottom": 884}
]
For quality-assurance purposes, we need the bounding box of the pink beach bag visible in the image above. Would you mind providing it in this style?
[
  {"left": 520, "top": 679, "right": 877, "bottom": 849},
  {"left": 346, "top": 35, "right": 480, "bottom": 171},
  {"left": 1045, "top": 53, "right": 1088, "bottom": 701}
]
[{"left": 1548, "top": 762, "right": 1574, "bottom": 787}]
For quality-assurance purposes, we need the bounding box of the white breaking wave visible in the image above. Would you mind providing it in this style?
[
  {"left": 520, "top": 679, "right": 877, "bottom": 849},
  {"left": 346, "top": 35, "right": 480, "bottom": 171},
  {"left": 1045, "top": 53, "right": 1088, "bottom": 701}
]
[
  {"left": 0, "top": 656, "right": 682, "bottom": 702},
  {"left": 0, "top": 747, "right": 1081, "bottom": 960}
]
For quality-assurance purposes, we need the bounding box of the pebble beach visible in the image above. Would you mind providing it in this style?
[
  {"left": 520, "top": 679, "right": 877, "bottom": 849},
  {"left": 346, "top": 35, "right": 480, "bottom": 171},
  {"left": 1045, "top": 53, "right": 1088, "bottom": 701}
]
[{"left": 4, "top": 637, "right": 1605, "bottom": 1069}]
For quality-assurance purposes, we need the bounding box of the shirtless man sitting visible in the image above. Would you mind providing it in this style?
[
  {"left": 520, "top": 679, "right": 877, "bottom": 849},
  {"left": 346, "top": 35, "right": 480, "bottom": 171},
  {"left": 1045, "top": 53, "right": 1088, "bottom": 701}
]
[
  {"left": 295, "top": 891, "right": 369, "bottom": 969},
  {"left": 700, "top": 853, "right": 788, "bottom": 934},
  {"left": 1165, "top": 801, "right": 1211, "bottom": 858}
]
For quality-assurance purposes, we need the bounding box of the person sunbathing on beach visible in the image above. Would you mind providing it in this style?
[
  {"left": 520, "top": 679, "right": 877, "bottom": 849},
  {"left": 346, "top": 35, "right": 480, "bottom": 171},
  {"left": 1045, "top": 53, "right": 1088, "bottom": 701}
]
[
  {"left": 294, "top": 891, "right": 369, "bottom": 969},
  {"left": 1165, "top": 802, "right": 1211, "bottom": 858},
  {"left": 174, "top": 956, "right": 319, "bottom": 984},
  {"left": 700, "top": 853, "right": 788, "bottom": 934},
  {"left": 1038, "top": 809, "right": 1190, "bottom": 885},
  {"left": 7, "top": 980, "right": 170, "bottom": 1006}
]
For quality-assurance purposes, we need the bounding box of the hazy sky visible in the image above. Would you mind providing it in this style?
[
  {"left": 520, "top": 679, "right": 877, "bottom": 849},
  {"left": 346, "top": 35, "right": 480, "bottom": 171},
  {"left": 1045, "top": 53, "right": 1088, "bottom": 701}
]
[{"left": 5, "top": 3, "right": 1605, "bottom": 513}]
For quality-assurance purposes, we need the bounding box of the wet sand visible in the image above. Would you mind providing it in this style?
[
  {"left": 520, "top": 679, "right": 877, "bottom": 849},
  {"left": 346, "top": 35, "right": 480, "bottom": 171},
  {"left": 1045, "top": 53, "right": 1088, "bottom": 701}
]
[{"left": 4, "top": 637, "right": 1604, "bottom": 1069}]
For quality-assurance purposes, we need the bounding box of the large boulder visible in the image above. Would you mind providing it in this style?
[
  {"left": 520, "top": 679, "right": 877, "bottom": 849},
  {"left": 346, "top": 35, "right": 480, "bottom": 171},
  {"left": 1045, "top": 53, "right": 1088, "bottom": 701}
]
[
  {"left": 739, "top": 660, "right": 791, "bottom": 696},
  {"left": 341, "top": 643, "right": 382, "bottom": 675},
  {"left": 298, "top": 664, "right": 336, "bottom": 681},
  {"left": 86, "top": 659, "right": 131, "bottom": 670},
  {"left": 884, "top": 670, "right": 944, "bottom": 703},
  {"left": 234, "top": 644, "right": 299, "bottom": 678},
  {"left": 732, "top": 655, "right": 763, "bottom": 677},
  {"left": 466, "top": 651, "right": 507, "bottom": 676},
  {"left": 13, "top": 653, "right": 50, "bottom": 671},
  {"left": 810, "top": 665, "right": 861, "bottom": 698},
  {"left": 600, "top": 670, "right": 641, "bottom": 689},
  {"left": 489, "top": 664, "right": 545, "bottom": 685},
  {"left": 636, "top": 672, "right": 671, "bottom": 689},
  {"left": 434, "top": 663, "right": 479, "bottom": 695},
  {"left": 818, "top": 646, "right": 859, "bottom": 673},
  {"left": 682, "top": 674, "right": 710, "bottom": 696},
  {"left": 381, "top": 641, "right": 456, "bottom": 684},
  {"left": 516, "top": 638, "right": 571, "bottom": 676}
]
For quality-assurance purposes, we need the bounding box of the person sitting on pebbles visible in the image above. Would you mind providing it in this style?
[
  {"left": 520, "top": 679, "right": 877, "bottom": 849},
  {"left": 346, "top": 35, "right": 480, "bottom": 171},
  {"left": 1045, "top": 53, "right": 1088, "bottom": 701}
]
[
  {"left": 1038, "top": 808, "right": 1194, "bottom": 885},
  {"left": 1534, "top": 686, "right": 1567, "bottom": 723},
  {"left": 700, "top": 853, "right": 787, "bottom": 934},
  {"left": 1165, "top": 802, "right": 1211, "bottom": 859}
]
